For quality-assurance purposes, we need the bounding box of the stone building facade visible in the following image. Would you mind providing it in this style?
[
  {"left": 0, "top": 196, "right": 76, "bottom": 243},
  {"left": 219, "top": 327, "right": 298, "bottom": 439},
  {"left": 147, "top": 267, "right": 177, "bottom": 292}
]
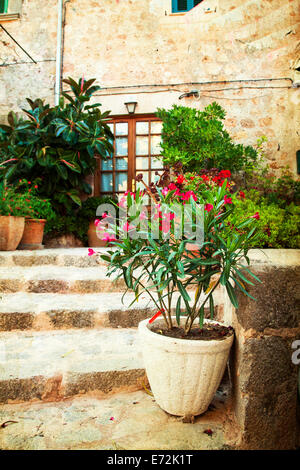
[{"left": 0, "top": 0, "right": 299, "bottom": 194}]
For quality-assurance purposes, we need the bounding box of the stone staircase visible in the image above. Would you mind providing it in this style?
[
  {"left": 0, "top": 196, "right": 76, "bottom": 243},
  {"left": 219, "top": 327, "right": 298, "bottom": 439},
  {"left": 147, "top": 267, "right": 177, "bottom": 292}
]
[{"left": 0, "top": 248, "right": 224, "bottom": 406}]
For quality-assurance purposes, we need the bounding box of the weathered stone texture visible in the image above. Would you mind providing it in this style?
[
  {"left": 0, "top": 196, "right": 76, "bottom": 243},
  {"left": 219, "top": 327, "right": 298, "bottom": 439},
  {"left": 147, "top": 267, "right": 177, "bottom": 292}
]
[
  {"left": 235, "top": 267, "right": 300, "bottom": 332},
  {"left": 237, "top": 336, "right": 298, "bottom": 450},
  {"left": 229, "top": 253, "right": 300, "bottom": 449},
  {"left": 0, "top": 0, "right": 299, "bottom": 172}
]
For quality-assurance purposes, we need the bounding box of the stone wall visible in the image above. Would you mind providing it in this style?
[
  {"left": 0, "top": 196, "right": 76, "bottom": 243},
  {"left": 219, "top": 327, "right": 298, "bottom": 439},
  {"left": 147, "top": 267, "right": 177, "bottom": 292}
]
[
  {"left": 0, "top": 0, "right": 299, "bottom": 172},
  {"left": 223, "top": 249, "right": 300, "bottom": 449}
]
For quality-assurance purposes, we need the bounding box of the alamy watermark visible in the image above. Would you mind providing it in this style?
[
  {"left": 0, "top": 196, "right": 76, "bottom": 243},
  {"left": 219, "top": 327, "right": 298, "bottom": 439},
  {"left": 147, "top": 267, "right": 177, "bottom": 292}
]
[
  {"left": 291, "top": 340, "right": 300, "bottom": 365},
  {"left": 95, "top": 201, "right": 204, "bottom": 245}
]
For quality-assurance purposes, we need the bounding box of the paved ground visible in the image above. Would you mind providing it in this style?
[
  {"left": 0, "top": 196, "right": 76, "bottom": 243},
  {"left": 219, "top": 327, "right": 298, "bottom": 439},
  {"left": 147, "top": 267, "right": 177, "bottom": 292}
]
[{"left": 0, "top": 389, "right": 236, "bottom": 450}]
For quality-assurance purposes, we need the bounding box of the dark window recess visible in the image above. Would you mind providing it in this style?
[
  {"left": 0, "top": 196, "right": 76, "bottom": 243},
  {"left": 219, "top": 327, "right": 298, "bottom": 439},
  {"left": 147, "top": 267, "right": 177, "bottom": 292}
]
[{"left": 172, "top": 0, "right": 203, "bottom": 13}]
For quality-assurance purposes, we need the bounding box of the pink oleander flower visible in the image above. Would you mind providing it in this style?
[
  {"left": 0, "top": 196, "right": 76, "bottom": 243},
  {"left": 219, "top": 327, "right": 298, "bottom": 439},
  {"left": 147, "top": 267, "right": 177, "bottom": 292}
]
[
  {"left": 139, "top": 211, "right": 147, "bottom": 220},
  {"left": 205, "top": 203, "right": 213, "bottom": 212},
  {"left": 102, "top": 233, "right": 116, "bottom": 242},
  {"left": 162, "top": 187, "right": 169, "bottom": 196},
  {"left": 168, "top": 182, "right": 177, "bottom": 191},
  {"left": 160, "top": 220, "right": 170, "bottom": 234},
  {"left": 224, "top": 195, "right": 233, "bottom": 205},
  {"left": 123, "top": 222, "right": 135, "bottom": 232},
  {"left": 94, "top": 219, "right": 101, "bottom": 226},
  {"left": 88, "top": 248, "right": 96, "bottom": 256},
  {"left": 118, "top": 197, "right": 126, "bottom": 208},
  {"left": 164, "top": 212, "right": 175, "bottom": 221},
  {"left": 250, "top": 212, "right": 260, "bottom": 220}
]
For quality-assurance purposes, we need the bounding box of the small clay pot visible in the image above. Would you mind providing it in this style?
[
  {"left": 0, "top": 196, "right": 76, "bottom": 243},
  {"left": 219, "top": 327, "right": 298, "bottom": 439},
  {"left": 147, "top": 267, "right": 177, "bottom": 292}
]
[
  {"left": 87, "top": 220, "right": 108, "bottom": 247},
  {"left": 19, "top": 218, "right": 46, "bottom": 250}
]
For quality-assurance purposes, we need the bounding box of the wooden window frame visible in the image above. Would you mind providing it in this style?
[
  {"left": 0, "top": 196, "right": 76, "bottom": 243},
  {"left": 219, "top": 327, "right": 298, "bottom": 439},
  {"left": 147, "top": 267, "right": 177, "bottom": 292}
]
[{"left": 94, "top": 114, "right": 163, "bottom": 197}]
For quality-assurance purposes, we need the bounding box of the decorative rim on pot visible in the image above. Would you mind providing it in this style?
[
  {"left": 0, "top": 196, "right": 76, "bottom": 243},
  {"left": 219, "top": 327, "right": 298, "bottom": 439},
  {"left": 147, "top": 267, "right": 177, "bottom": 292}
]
[{"left": 139, "top": 317, "right": 234, "bottom": 354}]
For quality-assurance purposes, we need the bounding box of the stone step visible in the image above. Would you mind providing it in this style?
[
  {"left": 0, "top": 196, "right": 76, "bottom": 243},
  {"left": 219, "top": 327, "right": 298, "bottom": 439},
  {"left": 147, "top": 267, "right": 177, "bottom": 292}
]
[
  {"left": 0, "top": 289, "right": 224, "bottom": 332},
  {"left": 0, "top": 292, "right": 155, "bottom": 331},
  {"left": 0, "top": 248, "right": 110, "bottom": 268},
  {"left": 0, "top": 265, "right": 125, "bottom": 293},
  {"left": 0, "top": 328, "right": 145, "bottom": 404}
]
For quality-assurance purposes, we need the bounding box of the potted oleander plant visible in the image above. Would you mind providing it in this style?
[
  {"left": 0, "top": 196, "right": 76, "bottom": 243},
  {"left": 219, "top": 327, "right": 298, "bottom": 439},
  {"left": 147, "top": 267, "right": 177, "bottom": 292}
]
[{"left": 97, "top": 174, "right": 261, "bottom": 418}]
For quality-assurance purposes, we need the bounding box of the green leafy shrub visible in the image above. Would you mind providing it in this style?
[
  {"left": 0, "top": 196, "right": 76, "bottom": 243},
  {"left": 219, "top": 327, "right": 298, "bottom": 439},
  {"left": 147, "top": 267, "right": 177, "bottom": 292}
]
[
  {"left": 45, "top": 195, "right": 118, "bottom": 244},
  {"left": 0, "top": 77, "right": 114, "bottom": 214},
  {"left": 228, "top": 191, "right": 300, "bottom": 249},
  {"left": 156, "top": 103, "right": 258, "bottom": 173},
  {"left": 242, "top": 167, "right": 300, "bottom": 208},
  {"left": 0, "top": 179, "right": 55, "bottom": 221}
]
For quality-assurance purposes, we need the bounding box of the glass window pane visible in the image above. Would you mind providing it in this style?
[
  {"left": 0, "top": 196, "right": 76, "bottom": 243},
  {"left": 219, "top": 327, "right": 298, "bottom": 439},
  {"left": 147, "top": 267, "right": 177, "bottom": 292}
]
[
  {"left": 150, "top": 135, "right": 161, "bottom": 155},
  {"left": 115, "top": 173, "right": 128, "bottom": 192},
  {"left": 136, "top": 136, "right": 148, "bottom": 155},
  {"left": 151, "top": 121, "right": 162, "bottom": 134},
  {"left": 151, "top": 157, "right": 163, "bottom": 170},
  {"left": 101, "top": 173, "right": 113, "bottom": 192},
  {"left": 116, "top": 137, "right": 128, "bottom": 156},
  {"left": 115, "top": 157, "right": 128, "bottom": 170},
  {"left": 107, "top": 123, "right": 114, "bottom": 132},
  {"left": 136, "top": 121, "right": 149, "bottom": 135},
  {"left": 151, "top": 171, "right": 161, "bottom": 184},
  {"left": 101, "top": 157, "right": 113, "bottom": 171},
  {"left": 115, "top": 122, "right": 128, "bottom": 136},
  {"left": 136, "top": 157, "right": 149, "bottom": 170}
]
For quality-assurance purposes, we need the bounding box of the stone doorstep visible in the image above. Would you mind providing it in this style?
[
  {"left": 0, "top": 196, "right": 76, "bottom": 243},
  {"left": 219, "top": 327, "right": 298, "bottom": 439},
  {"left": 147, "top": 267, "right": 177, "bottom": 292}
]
[
  {"left": 0, "top": 328, "right": 146, "bottom": 404},
  {"left": 0, "top": 389, "right": 231, "bottom": 450},
  {"left": 0, "top": 291, "right": 225, "bottom": 332}
]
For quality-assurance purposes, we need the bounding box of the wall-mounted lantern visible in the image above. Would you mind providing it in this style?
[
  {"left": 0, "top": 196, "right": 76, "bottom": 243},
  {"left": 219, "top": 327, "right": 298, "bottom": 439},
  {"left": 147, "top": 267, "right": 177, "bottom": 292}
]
[{"left": 125, "top": 101, "right": 138, "bottom": 114}]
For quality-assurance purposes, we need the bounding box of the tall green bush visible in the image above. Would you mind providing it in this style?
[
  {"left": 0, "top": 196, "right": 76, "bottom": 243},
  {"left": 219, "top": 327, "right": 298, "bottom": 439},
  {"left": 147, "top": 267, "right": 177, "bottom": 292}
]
[
  {"left": 156, "top": 102, "right": 258, "bottom": 173},
  {"left": 0, "top": 77, "right": 113, "bottom": 214}
]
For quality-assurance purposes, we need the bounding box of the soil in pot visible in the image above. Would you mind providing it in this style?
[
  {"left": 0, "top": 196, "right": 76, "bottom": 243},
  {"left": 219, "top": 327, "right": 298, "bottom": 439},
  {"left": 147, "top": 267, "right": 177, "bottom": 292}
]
[
  {"left": 151, "top": 323, "right": 233, "bottom": 341},
  {"left": 18, "top": 218, "right": 46, "bottom": 250}
]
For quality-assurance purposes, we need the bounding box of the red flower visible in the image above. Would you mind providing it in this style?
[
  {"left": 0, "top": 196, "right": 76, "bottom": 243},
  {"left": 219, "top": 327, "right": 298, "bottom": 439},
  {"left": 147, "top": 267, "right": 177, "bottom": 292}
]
[
  {"left": 28, "top": 181, "right": 31, "bottom": 184},
  {"left": 34, "top": 185, "right": 38, "bottom": 189},
  {"left": 168, "top": 183, "right": 177, "bottom": 191},
  {"left": 224, "top": 195, "right": 232, "bottom": 205},
  {"left": 204, "top": 203, "right": 213, "bottom": 212},
  {"left": 219, "top": 170, "right": 231, "bottom": 178},
  {"left": 176, "top": 175, "right": 185, "bottom": 185},
  {"left": 88, "top": 248, "right": 96, "bottom": 256},
  {"left": 250, "top": 212, "right": 260, "bottom": 220},
  {"left": 239, "top": 191, "right": 245, "bottom": 199}
]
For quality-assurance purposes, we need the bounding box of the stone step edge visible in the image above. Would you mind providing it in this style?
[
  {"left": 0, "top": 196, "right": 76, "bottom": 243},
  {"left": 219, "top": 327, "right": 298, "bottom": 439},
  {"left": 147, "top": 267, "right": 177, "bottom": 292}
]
[
  {"left": 0, "top": 291, "right": 224, "bottom": 331},
  {"left": 0, "top": 248, "right": 112, "bottom": 267},
  {"left": 0, "top": 368, "right": 147, "bottom": 405}
]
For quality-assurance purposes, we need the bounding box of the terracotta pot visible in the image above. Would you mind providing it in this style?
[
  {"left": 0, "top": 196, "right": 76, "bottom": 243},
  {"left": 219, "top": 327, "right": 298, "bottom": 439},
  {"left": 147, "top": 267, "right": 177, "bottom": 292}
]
[
  {"left": 0, "top": 216, "right": 25, "bottom": 251},
  {"left": 139, "top": 316, "right": 234, "bottom": 417},
  {"left": 87, "top": 220, "right": 108, "bottom": 247},
  {"left": 19, "top": 218, "right": 46, "bottom": 250}
]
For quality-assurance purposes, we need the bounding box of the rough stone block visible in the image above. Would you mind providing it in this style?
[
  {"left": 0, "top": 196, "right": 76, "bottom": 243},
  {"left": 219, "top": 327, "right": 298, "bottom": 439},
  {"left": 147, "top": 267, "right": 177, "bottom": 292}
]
[{"left": 235, "top": 267, "right": 300, "bottom": 331}]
